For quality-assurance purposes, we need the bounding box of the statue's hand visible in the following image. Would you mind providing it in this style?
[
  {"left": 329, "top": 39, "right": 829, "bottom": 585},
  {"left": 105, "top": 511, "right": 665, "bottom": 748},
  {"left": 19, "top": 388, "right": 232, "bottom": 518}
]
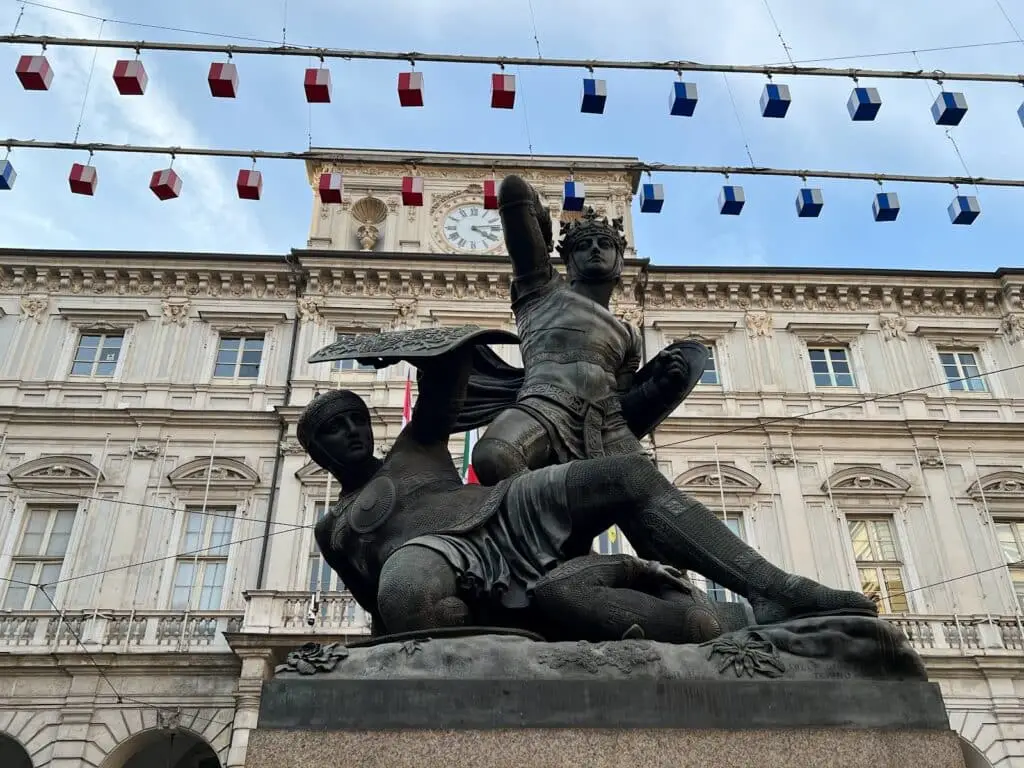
[
  {"left": 532, "top": 187, "right": 553, "bottom": 252},
  {"left": 652, "top": 347, "right": 691, "bottom": 392},
  {"left": 638, "top": 559, "right": 692, "bottom": 594}
]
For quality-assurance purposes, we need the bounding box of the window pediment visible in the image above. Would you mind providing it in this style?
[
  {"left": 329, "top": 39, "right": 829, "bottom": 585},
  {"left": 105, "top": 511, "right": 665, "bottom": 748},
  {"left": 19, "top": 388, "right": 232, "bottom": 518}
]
[
  {"left": 674, "top": 463, "right": 761, "bottom": 496},
  {"left": 295, "top": 460, "right": 332, "bottom": 486},
  {"left": 967, "top": 470, "right": 1024, "bottom": 500},
  {"left": 8, "top": 455, "right": 104, "bottom": 487},
  {"left": 823, "top": 466, "right": 910, "bottom": 496},
  {"left": 167, "top": 457, "right": 260, "bottom": 490},
  {"left": 651, "top": 318, "right": 739, "bottom": 341},
  {"left": 198, "top": 309, "right": 287, "bottom": 334},
  {"left": 58, "top": 306, "right": 151, "bottom": 330},
  {"left": 913, "top": 321, "right": 1000, "bottom": 345},
  {"left": 786, "top": 322, "right": 868, "bottom": 345}
]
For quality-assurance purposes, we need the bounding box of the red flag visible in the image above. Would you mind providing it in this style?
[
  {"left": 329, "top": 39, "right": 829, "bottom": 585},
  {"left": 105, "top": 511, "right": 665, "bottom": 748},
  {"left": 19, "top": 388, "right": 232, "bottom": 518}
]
[
  {"left": 401, "top": 371, "right": 412, "bottom": 428},
  {"left": 461, "top": 429, "right": 480, "bottom": 484}
]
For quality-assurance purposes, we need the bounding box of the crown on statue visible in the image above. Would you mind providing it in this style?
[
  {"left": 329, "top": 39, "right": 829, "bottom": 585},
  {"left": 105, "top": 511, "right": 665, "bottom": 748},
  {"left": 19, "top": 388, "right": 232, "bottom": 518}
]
[{"left": 556, "top": 206, "right": 628, "bottom": 258}]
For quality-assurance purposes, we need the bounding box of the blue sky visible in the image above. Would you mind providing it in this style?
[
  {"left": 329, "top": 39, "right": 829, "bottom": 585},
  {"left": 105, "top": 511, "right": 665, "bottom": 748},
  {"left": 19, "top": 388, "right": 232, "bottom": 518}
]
[{"left": 0, "top": 0, "right": 1022, "bottom": 271}]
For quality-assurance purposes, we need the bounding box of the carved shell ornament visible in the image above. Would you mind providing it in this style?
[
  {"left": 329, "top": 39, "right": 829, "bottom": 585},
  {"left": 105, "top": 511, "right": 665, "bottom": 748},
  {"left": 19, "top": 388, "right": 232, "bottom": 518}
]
[{"left": 352, "top": 196, "right": 388, "bottom": 225}]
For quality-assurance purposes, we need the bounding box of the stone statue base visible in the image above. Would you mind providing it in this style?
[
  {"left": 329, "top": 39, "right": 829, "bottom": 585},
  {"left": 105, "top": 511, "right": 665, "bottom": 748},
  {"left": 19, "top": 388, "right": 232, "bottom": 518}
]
[{"left": 246, "top": 617, "right": 966, "bottom": 768}]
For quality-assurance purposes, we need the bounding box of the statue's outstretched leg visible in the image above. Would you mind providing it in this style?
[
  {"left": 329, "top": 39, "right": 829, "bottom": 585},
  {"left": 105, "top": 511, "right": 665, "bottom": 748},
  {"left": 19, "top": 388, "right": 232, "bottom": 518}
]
[
  {"left": 377, "top": 544, "right": 470, "bottom": 633},
  {"left": 559, "top": 455, "right": 878, "bottom": 625},
  {"left": 472, "top": 407, "right": 552, "bottom": 486},
  {"left": 532, "top": 554, "right": 722, "bottom": 643}
]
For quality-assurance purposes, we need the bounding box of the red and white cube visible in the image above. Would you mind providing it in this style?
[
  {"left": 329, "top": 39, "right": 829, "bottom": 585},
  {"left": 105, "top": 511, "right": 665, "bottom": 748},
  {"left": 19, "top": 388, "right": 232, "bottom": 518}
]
[
  {"left": 68, "top": 163, "right": 98, "bottom": 196},
  {"left": 150, "top": 168, "right": 182, "bottom": 200},
  {"left": 208, "top": 61, "right": 239, "bottom": 98},
  {"left": 113, "top": 59, "right": 148, "bottom": 95},
  {"left": 16, "top": 55, "right": 53, "bottom": 91},
  {"left": 483, "top": 179, "right": 498, "bottom": 210},
  {"left": 397, "top": 71, "right": 424, "bottom": 107},
  {"left": 491, "top": 73, "right": 516, "bottom": 109},
  {"left": 402, "top": 175, "right": 424, "bottom": 206},
  {"left": 318, "top": 172, "right": 343, "bottom": 204},
  {"left": 236, "top": 169, "right": 262, "bottom": 200},
  {"left": 304, "top": 67, "right": 332, "bottom": 103}
]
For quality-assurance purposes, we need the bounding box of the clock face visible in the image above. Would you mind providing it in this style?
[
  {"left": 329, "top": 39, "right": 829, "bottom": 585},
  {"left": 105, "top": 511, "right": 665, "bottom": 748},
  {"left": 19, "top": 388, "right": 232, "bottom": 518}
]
[{"left": 441, "top": 204, "right": 503, "bottom": 253}]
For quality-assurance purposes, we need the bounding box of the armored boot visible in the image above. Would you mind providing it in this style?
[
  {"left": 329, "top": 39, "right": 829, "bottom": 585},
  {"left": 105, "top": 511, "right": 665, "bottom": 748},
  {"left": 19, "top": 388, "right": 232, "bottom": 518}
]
[{"left": 624, "top": 490, "right": 878, "bottom": 626}]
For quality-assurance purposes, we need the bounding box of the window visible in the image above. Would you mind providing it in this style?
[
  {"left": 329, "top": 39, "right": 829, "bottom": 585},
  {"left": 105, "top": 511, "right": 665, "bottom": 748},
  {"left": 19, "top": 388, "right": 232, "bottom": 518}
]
[
  {"left": 2, "top": 506, "right": 76, "bottom": 610},
  {"left": 213, "top": 335, "right": 263, "bottom": 379},
  {"left": 70, "top": 333, "right": 122, "bottom": 377},
  {"left": 699, "top": 344, "right": 719, "bottom": 385},
  {"left": 848, "top": 517, "right": 908, "bottom": 613},
  {"left": 939, "top": 350, "right": 986, "bottom": 392},
  {"left": 808, "top": 347, "right": 855, "bottom": 388},
  {"left": 332, "top": 332, "right": 375, "bottom": 373},
  {"left": 706, "top": 515, "right": 746, "bottom": 603},
  {"left": 308, "top": 502, "right": 344, "bottom": 593},
  {"left": 171, "top": 509, "right": 234, "bottom": 610},
  {"left": 994, "top": 521, "right": 1024, "bottom": 609},
  {"left": 595, "top": 526, "right": 624, "bottom": 555}
]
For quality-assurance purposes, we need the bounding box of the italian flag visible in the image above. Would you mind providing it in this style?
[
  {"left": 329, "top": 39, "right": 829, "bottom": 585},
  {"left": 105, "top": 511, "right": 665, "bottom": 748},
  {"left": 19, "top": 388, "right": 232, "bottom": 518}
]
[
  {"left": 461, "top": 429, "right": 480, "bottom": 484},
  {"left": 401, "top": 370, "right": 412, "bottom": 428}
]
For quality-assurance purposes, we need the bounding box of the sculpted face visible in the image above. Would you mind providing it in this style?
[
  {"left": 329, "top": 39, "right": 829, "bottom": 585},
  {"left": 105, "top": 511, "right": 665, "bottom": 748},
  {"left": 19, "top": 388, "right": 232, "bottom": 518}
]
[
  {"left": 567, "top": 233, "right": 621, "bottom": 282},
  {"left": 314, "top": 406, "right": 374, "bottom": 466}
]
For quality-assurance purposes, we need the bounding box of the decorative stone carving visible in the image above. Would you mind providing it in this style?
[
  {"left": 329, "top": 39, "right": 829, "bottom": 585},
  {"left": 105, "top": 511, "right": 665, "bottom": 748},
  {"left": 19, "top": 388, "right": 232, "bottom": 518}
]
[
  {"left": 19, "top": 293, "right": 48, "bottom": 322},
  {"left": 356, "top": 224, "right": 380, "bottom": 251},
  {"left": 279, "top": 438, "right": 307, "bottom": 456},
  {"left": 538, "top": 640, "right": 661, "bottom": 674},
  {"left": 968, "top": 470, "right": 1024, "bottom": 500},
  {"left": 771, "top": 454, "right": 795, "bottom": 468},
  {"left": 161, "top": 298, "right": 190, "bottom": 327},
  {"left": 706, "top": 632, "right": 786, "bottom": 678},
  {"left": 297, "top": 296, "right": 325, "bottom": 325},
  {"left": 744, "top": 312, "right": 773, "bottom": 338},
  {"left": 1001, "top": 314, "right": 1024, "bottom": 344},
  {"left": 391, "top": 298, "right": 418, "bottom": 328},
  {"left": 879, "top": 313, "right": 907, "bottom": 341},
  {"left": 167, "top": 457, "right": 260, "bottom": 490},
  {"left": 7, "top": 455, "right": 103, "bottom": 487},
  {"left": 131, "top": 444, "right": 163, "bottom": 460},
  {"left": 615, "top": 305, "right": 644, "bottom": 327},
  {"left": 275, "top": 642, "right": 350, "bottom": 675},
  {"left": 823, "top": 466, "right": 911, "bottom": 495},
  {"left": 674, "top": 464, "right": 762, "bottom": 494},
  {"left": 918, "top": 454, "right": 944, "bottom": 469},
  {"left": 157, "top": 708, "right": 182, "bottom": 730}
]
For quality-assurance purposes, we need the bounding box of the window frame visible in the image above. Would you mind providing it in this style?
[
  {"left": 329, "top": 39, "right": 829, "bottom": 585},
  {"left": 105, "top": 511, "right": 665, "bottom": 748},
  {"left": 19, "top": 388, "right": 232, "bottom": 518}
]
[
  {"left": 807, "top": 345, "right": 857, "bottom": 389},
  {"left": 703, "top": 513, "right": 747, "bottom": 604},
  {"left": 169, "top": 506, "right": 236, "bottom": 612},
  {"left": 993, "top": 519, "right": 1024, "bottom": 611},
  {"left": 1, "top": 505, "right": 77, "bottom": 611},
  {"left": 938, "top": 349, "right": 988, "bottom": 394},
  {"left": 846, "top": 515, "right": 910, "bottom": 614},
  {"left": 68, "top": 330, "right": 125, "bottom": 379},
  {"left": 308, "top": 501, "right": 345, "bottom": 594},
  {"left": 697, "top": 342, "right": 720, "bottom": 386},
  {"left": 212, "top": 333, "right": 266, "bottom": 382}
]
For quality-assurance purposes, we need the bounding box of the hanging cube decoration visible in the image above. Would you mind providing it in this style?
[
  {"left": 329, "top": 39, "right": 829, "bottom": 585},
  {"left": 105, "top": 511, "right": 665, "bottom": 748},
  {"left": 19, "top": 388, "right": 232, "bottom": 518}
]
[
  {"left": 0, "top": 159, "right": 16, "bottom": 191},
  {"left": 948, "top": 194, "right": 980, "bottom": 225},
  {"left": 68, "top": 163, "right": 98, "bottom": 196},
  {"left": 669, "top": 80, "right": 698, "bottom": 116},
  {"left": 150, "top": 168, "right": 182, "bottom": 200},
  {"left": 15, "top": 55, "right": 53, "bottom": 91},
  {"left": 236, "top": 169, "right": 263, "bottom": 200},
  {"left": 872, "top": 192, "right": 900, "bottom": 222},
  {"left": 113, "top": 59, "right": 148, "bottom": 95},
  {"left": 1017, "top": 100, "right": 1024, "bottom": 127},
  {"left": 562, "top": 180, "right": 585, "bottom": 212},
  {"left": 847, "top": 86, "right": 882, "bottom": 121},
  {"left": 397, "top": 71, "right": 424, "bottom": 107},
  {"left": 760, "top": 82, "right": 791, "bottom": 118},
  {"left": 796, "top": 187, "right": 823, "bottom": 218},
  {"left": 640, "top": 183, "right": 664, "bottom": 213},
  {"left": 402, "top": 175, "right": 424, "bottom": 206},
  {"left": 718, "top": 185, "right": 745, "bottom": 215},
  {"left": 483, "top": 178, "right": 499, "bottom": 210},
  {"left": 318, "top": 172, "right": 343, "bottom": 204},
  {"left": 304, "top": 67, "right": 332, "bottom": 103},
  {"left": 208, "top": 61, "right": 239, "bottom": 98},
  {"left": 580, "top": 77, "right": 607, "bottom": 114},
  {"left": 491, "top": 73, "right": 516, "bottom": 109},
  {"left": 931, "top": 91, "right": 968, "bottom": 126}
]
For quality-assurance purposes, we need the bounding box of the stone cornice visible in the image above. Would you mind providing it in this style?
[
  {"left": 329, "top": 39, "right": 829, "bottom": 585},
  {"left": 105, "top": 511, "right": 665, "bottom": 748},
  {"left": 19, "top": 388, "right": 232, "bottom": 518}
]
[
  {"left": 57, "top": 305, "right": 152, "bottom": 328},
  {"left": 650, "top": 317, "right": 740, "bottom": 340}
]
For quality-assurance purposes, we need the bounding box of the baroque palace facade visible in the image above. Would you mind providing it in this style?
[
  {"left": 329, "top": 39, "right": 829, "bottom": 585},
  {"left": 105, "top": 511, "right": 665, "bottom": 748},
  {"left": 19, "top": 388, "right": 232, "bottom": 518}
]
[{"left": 0, "top": 149, "right": 1023, "bottom": 767}]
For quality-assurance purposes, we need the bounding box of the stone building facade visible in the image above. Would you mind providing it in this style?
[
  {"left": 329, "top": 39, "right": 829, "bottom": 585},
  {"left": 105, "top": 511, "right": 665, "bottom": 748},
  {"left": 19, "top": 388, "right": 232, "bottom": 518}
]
[{"left": 0, "top": 150, "right": 1022, "bottom": 767}]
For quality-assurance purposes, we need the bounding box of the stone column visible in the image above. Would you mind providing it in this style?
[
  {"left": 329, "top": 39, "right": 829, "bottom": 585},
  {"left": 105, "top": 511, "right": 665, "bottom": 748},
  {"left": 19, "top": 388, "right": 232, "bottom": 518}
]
[
  {"left": 226, "top": 650, "right": 275, "bottom": 768},
  {"left": 48, "top": 669, "right": 100, "bottom": 768}
]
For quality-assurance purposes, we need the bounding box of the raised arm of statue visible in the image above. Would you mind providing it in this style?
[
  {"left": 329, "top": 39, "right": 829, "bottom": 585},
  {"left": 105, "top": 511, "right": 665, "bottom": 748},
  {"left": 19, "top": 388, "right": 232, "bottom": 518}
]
[
  {"left": 405, "top": 347, "right": 474, "bottom": 447},
  {"left": 497, "top": 174, "right": 555, "bottom": 287}
]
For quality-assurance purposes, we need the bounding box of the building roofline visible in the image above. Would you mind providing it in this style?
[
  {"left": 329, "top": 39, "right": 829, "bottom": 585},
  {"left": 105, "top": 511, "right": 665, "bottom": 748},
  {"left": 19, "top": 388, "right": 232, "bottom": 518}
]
[
  {"left": 0, "top": 247, "right": 293, "bottom": 264},
  {"left": 646, "top": 263, "right": 1024, "bottom": 280}
]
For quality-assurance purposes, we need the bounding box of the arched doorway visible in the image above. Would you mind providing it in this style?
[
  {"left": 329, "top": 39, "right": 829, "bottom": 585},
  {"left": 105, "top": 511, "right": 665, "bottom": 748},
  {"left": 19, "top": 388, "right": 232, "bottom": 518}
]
[
  {"left": 0, "top": 734, "right": 32, "bottom": 768},
  {"left": 103, "top": 729, "right": 221, "bottom": 768},
  {"left": 959, "top": 737, "right": 994, "bottom": 768}
]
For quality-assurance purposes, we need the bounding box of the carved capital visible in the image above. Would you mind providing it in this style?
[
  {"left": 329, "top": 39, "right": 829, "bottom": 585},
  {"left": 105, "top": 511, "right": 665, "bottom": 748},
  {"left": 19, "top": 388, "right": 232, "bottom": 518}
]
[
  {"left": 297, "top": 296, "right": 325, "bottom": 325},
  {"left": 878, "top": 313, "right": 907, "bottom": 342},
  {"left": 161, "top": 298, "right": 190, "bottom": 327},
  {"left": 616, "top": 305, "right": 644, "bottom": 327},
  {"left": 744, "top": 312, "right": 773, "bottom": 338},
  {"left": 771, "top": 454, "right": 795, "bottom": 467},
  {"left": 19, "top": 293, "right": 48, "bottom": 322},
  {"left": 1001, "top": 313, "right": 1024, "bottom": 344},
  {"left": 918, "top": 453, "right": 944, "bottom": 469},
  {"left": 279, "top": 438, "right": 306, "bottom": 456},
  {"left": 391, "top": 298, "right": 418, "bottom": 328}
]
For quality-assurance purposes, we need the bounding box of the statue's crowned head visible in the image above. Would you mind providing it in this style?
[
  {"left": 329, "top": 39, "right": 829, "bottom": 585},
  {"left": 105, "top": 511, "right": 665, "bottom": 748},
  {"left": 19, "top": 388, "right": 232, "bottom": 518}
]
[
  {"left": 297, "top": 389, "right": 375, "bottom": 472},
  {"left": 556, "top": 206, "right": 628, "bottom": 284}
]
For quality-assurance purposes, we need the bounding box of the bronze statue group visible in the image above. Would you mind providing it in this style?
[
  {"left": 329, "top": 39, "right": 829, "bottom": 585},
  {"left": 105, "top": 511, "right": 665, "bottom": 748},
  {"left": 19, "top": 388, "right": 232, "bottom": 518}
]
[{"left": 297, "top": 175, "right": 877, "bottom": 644}]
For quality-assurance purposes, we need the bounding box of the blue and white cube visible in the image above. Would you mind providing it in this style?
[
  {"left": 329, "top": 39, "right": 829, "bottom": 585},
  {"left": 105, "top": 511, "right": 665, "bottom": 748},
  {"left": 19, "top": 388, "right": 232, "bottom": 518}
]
[
  {"left": 948, "top": 194, "right": 980, "bottom": 225},
  {"left": 640, "top": 183, "right": 664, "bottom": 213},
  {"left": 931, "top": 91, "right": 968, "bottom": 126},
  {"left": 848, "top": 87, "right": 882, "bottom": 121},
  {"left": 563, "top": 180, "right": 586, "bottom": 212},
  {"left": 872, "top": 192, "right": 900, "bottom": 222},
  {"left": 796, "top": 187, "right": 823, "bottom": 218},
  {"left": 718, "top": 185, "right": 745, "bottom": 215},
  {"left": 581, "top": 78, "right": 607, "bottom": 114},
  {"left": 0, "top": 159, "right": 16, "bottom": 191},
  {"left": 760, "top": 82, "right": 791, "bottom": 118},
  {"left": 669, "top": 80, "right": 699, "bottom": 116}
]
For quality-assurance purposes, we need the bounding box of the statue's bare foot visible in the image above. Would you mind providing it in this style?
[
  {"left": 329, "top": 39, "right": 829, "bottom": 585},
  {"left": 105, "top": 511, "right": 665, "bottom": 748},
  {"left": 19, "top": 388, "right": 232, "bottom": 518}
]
[{"left": 749, "top": 574, "right": 878, "bottom": 625}]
